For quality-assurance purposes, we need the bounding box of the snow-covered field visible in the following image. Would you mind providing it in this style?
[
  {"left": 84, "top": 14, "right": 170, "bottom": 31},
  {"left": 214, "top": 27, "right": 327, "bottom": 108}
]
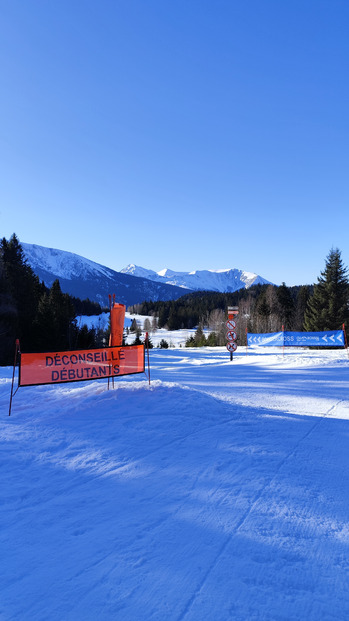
[
  {"left": 1, "top": 347, "right": 349, "bottom": 620},
  {"left": 78, "top": 312, "right": 201, "bottom": 348}
]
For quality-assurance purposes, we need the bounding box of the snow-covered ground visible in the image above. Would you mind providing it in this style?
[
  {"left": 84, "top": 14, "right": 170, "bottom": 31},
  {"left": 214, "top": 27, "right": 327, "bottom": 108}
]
[
  {"left": 77, "top": 312, "right": 201, "bottom": 347},
  {"left": 1, "top": 347, "right": 349, "bottom": 620}
]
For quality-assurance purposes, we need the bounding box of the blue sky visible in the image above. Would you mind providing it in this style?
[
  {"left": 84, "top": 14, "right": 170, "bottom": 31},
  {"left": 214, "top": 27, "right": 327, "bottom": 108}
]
[{"left": 1, "top": 0, "right": 348, "bottom": 286}]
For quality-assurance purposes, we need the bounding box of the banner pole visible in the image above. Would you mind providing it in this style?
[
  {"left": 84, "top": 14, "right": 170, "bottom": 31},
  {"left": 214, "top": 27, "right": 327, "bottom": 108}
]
[
  {"left": 145, "top": 332, "right": 150, "bottom": 385},
  {"left": 282, "top": 325, "right": 285, "bottom": 357},
  {"left": 9, "top": 339, "right": 20, "bottom": 416},
  {"left": 108, "top": 295, "right": 111, "bottom": 390},
  {"left": 246, "top": 327, "right": 248, "bottom": 355},
  {"left": 343, "top": 323, "right": 349, "bottom": 358}
]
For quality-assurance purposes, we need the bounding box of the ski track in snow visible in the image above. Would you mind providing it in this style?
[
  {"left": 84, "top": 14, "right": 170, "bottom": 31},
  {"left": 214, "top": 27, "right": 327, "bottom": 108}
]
[
  {"left": 1, "top": 347, "right": 349, "bottom": 620},
  {"left": 176, "top": 397, "right": 345, "bottom": 621}
]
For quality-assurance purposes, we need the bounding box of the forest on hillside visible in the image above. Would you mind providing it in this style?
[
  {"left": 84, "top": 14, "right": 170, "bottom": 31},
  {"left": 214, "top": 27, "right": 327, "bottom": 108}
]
[
  {"left": 1, "top": 235, "right": 348, "bottom": 359},
  {"left": 0, "top": 234, "right": 106, "bottom": 364},
  {"left": 129, "top": 283, "right": 312, "bottom": 346},
  {"left": 129, "top": 248, "right": 349, "bottom": 347}
]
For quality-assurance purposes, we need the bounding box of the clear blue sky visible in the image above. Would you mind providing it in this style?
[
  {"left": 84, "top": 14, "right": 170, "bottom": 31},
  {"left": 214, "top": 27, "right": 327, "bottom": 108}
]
[{"left": 1, "top": 0, "right": 348, "bottom": 286}]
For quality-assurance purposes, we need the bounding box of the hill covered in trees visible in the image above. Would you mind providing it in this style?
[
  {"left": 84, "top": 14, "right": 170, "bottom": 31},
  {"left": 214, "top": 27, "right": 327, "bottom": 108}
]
[
  {"left": 0, "top": 235, "right": 107, "bottom": 364},
  {"left": 129, "top": 249, "right": 349, "bottom": 347},
  {"left": 129, "top": 283, "right": 312, "bottom": 346},
  {"left": 2, "top": 236, "right": 348, "bottom": 360}
]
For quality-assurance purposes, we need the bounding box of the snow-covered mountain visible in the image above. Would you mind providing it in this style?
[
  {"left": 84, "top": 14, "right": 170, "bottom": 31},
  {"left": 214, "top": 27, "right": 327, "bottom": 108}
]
[
  {"left": 21, "top": 243, "right": 192, "bottom": 307},
  {"left": 121, "top": 264, "right": 272, "bottom": 293},
  {"left": 22, "top": 242, "right": 273, "bottom": 308}
]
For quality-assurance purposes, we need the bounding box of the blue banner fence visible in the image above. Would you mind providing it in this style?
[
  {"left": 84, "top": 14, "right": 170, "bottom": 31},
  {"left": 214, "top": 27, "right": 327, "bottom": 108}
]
[{"left": 247, "top": 330, "right": 345, "bottom": 348}]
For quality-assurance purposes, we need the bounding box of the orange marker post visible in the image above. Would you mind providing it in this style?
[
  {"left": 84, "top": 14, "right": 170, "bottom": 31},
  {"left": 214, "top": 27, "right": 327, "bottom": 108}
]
[{"left": 108, "top": 295, "right": 126, "bottom": 388}]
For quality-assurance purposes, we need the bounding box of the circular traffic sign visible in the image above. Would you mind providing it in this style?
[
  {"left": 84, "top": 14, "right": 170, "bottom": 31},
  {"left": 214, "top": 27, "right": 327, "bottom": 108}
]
[
  {"left": 226, "top": 331, "right": 237, "bottom": 342},
  {"left": 226, "top": 342, "right": 237, "bottom": 352},
  {"left": 226, "top": 319, "right": 236, "bottom": 330}
]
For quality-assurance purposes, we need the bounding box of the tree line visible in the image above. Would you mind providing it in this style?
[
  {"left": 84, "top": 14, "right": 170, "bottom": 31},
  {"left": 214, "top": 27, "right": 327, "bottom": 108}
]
[
  {"left": 0, "top": 234, "right": 107, "bottom": 364},
  {"left": 129, "top": 249, "right": 349, "bottom": 347},
  {"left": 1, "top": 237, "right": 348, "bottom": 362}
]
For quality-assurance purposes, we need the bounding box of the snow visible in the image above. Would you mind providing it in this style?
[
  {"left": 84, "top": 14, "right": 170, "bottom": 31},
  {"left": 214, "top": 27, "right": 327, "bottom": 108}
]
[
  {"left": 22, "top": 242, "right": 272, "bottom": 300},
  {"left": 22, "top": 243, "right": 113, "bottom": 281},
  {"left": 78, "top": 312, "right": 202, "bottom": 348},
  {"left": 121, "top": 264, "right": 272, "bottom": 292},
  {"left": 1, "top": 347, "right": 349, "bottom": 620}
]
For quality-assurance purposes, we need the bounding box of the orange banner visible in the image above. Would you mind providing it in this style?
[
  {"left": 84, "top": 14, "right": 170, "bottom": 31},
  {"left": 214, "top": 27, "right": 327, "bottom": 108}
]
[
  {"left": 19, "top": 345, "right": 145, "bottom": 387},
  {"left": 110, "top": 303, "right": 126, "bottom": 346}
]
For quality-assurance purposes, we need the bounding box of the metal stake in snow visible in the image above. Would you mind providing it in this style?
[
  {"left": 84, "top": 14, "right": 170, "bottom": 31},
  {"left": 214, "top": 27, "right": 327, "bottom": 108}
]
[
  {"left": 8, "top": 339, "right": 20, "bottom": 416},
  {"left": 145, "top": 332, "right": 151, "bottom": 385},
  {"left": 343, "top": 323, "right": 349, "bottom": 358}
]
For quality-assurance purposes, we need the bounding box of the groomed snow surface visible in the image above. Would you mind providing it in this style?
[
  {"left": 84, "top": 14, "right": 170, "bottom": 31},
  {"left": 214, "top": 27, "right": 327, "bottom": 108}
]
[{"left": 1, "top": 347, "right": 349, "bottom": 620}]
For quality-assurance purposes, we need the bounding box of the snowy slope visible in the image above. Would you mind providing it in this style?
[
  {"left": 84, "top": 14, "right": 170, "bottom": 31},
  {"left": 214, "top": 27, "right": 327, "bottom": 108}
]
[
  {"left": 121, "top": 263, "right": 272, "bottom": 292},
  {"left": 78, "top": 312, "right": 203, "bottom": 348},
  {"left": 21, "top": 243, "right": 192, "bottom": 307},
  {"left": 1, "top": 348, "right": 349, "bottom": 620},
  {"left": 22, "top": 242, "right": 113, "bottom": 281}
]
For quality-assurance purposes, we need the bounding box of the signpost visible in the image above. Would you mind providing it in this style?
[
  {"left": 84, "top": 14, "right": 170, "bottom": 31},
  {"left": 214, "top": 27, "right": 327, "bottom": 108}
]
[
  {"left": 226, "top": 307, "right": 239, "bottom": 360},
  {"left": 226, "top": 342, "right": 237, "bottom": 353},
  {"left": 226, "top": 331, "right": 237, "bottom": 342},
  {"left": 226, "top": 319, "right": 236, "bottom": 331},
  {"left": 19, "top": 345, "right": 145, "bottom": 387},
  {"left": 8, "top": 293, "right": 151, "bottom": 416}
]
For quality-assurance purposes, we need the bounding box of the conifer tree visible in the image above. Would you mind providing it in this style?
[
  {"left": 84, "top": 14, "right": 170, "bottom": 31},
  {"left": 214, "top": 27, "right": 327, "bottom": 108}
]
[
  {"left": 143, "top": 318, "right": 151, "bottom": 333},
  {"left": 0, "top": 260, "right": 17, "bottom": 364},
  {"left": 255, "top": 292, "right": 270, "bottom": 332},
  {"left": 0, "top": 234, "right": 42, "bottom": 352},
  {"left": 193, "top": 323, "right": 207, "bottom": 346},
  {"left": 130, "top": 318, "right": 138, "bottom": 333},
  {"left": 34, "top": 280, "right": 76, "bottom": 351},
  {"left": 276, "top": 282, "right": 295, "bottom": 329},
  {"left": 293, "top": 286, "right": 311, "bottom": 331},
  {"left": 304, "top": 248, "right": 349, "bottom": 331}
]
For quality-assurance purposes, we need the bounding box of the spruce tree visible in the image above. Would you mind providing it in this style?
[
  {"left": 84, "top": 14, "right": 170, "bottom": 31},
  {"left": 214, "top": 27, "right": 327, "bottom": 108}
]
[
  {"left": 304, "top": 248, "right": 349, "bottom": 331},
  {"left": 0, "top": 234, "right": 42, "bottom": 352},
  {"left": 34, "top": 280, "right": 76, "bottom": 351},
  {"left": 255, "top": 292, "right": 270, "bottom": 332},
  {"left": 276, "top": 282, "right": 295, "bottom": 329},
  {"left": 293, "top": 286, "right": 311, "bottom": 331},
  {"left": 0, "top": 259, "right": 17, "bottom": 364}
]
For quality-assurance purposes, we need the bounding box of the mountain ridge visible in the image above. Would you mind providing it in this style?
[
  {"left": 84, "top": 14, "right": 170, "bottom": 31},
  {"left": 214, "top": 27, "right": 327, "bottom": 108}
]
[
  {"left": 21, "top": 243, "right": 273, "bottom": 307},
  {"left": 21, "top": 243, "right": 193, "bottom": 307},
  {"left": 120, "top": 263, "right": 272, "bottom": 293}
]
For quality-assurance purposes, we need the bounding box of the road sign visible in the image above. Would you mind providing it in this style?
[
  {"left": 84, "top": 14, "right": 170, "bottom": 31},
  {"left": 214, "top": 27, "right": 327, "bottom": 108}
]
[
  {"left": 226, "top": 319, "right": 236, "bottom": 330},
  {"left": 228, "top": 306, "right": 239, "bottom": 317},
  {"left": 226, "top": 342, "right": 237, "bottom": 352},
  {"left": 226, "top": 331, "right": 237, "bottom": 342}
]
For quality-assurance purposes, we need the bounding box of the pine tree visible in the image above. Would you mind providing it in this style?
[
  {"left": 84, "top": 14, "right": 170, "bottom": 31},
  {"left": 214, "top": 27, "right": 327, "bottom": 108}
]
[
  {"left": 130, "top": 318, "right": 138, "bottom": 333},
  {"left": 34, "top": 280, "right": 77, "bottom": 351},
  {"left": 0, "top": 259, "right": 17, "bottom": 364},
  {"left": 143, "top": 318, "right": 151, "bottom": 333},
  {"left": 49, "top": 280, "right": 76, "bottom": 348},
  {"left": 193, "top": 324, "right": 207, "bottom": 346},
  {"left": 276, "top": 282, "right": 295, "bottom": 329},
  {"left": 255, "top": 292, "right": 270, "bottom": 332},
  {"left": 293, "top": 286, "right": 311, "bottom": 331},
  {"left": 304, "top": 248, "right": 349, "bottom": 331},
  {"left": 0, "top": 234, "right": 42, "bottom": 352}
]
